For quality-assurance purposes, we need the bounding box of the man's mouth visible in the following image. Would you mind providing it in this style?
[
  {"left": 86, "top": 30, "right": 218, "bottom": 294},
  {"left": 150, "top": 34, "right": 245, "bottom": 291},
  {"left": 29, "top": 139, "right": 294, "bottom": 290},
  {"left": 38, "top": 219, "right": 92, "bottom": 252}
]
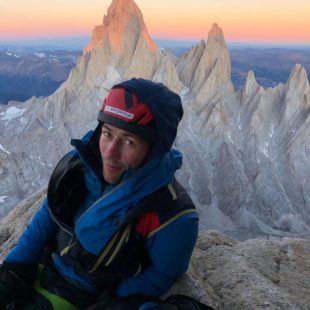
[
  {"left": 105, "top": 163, "right": 122, "bottom": 171},
  {"left": 103, "top": 159, "right": 126, "bottom": 171}
]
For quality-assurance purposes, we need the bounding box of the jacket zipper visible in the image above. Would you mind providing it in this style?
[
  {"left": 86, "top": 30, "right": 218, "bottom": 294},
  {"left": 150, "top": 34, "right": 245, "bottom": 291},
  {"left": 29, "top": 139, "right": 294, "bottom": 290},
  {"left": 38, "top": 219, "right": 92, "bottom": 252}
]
[
  {"left": 60, "top": 237, "right": 77, "bottom": 256},
  {"left": 88, "top": 223, "right": 131, "bottom": 273},
  {"left": 105, "top": 223, "right": 131, "bottom": 266}
]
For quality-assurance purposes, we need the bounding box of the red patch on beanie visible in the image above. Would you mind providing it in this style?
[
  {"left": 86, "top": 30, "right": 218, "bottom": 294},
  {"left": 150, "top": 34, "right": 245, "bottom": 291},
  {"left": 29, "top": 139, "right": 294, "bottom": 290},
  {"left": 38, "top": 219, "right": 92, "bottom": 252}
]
[
  {"left": 102, "top": 88, "right": 154, "bottom": 125},
  {"left": 97, "top": 87, "right": 156, "bottom": 144}
]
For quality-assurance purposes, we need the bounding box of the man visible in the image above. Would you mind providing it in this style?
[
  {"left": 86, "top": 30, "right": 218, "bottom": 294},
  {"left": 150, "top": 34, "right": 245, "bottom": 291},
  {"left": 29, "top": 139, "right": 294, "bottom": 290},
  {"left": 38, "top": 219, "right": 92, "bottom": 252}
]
[{"left": 0, "top": 78, "right": 198, "bottom": 309}]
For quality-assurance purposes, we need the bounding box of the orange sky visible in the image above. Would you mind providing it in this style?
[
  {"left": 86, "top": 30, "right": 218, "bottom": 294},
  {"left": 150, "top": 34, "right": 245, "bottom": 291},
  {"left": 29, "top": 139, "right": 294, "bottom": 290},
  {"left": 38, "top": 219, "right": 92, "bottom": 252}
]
[{"left": 0, "top": 0, "right": 309, "bottom": 44}]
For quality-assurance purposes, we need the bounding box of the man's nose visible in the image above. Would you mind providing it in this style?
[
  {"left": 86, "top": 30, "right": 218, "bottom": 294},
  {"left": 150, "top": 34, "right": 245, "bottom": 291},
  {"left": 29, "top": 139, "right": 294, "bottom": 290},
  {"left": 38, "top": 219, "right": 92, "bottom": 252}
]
[{"left": 105, "top": 140, "right": 120, "bottom": 159}]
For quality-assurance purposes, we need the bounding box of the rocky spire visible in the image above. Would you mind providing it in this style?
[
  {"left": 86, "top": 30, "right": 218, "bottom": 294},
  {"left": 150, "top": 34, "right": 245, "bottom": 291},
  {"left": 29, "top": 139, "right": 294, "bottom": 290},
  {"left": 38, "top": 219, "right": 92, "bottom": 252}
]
[
  {"left": 177, "top": 40, "right": 206, "bottom": 87},
  {"left": 285, "top": 64, "right": 309, "bottom": 95},
  {"left": 208, "top": 23, "right": 225, "bottom": 40},
  {"left": 242, "top": 70, "right": 261, "bottom": 98},
  {"left": 67, "top": 0, "right": 163, "bottom": 91},
  {"left": 188, "top": 23, "right": 232, "bottom": 106},
  {"left": 83, "top": 0, "right": 156, "bottom": 54},
  {"left": 282, "top": 64, "right": 310, "bottom": 123}
]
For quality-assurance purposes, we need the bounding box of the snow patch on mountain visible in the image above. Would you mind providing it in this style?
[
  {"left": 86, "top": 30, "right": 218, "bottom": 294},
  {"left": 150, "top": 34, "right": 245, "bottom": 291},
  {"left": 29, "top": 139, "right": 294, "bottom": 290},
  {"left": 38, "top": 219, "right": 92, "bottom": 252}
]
[
  {"left": 0, "top": 196, "right": 9, "bottom": 203},
  {"left": 0, "top": 106, "right": 27, "bottom": 122},
  {"left": 0, "top": 144, "right": 11, "bottom": 155},
  {"left": 34, "top": 52, "right": 47, "bottom": 58}
]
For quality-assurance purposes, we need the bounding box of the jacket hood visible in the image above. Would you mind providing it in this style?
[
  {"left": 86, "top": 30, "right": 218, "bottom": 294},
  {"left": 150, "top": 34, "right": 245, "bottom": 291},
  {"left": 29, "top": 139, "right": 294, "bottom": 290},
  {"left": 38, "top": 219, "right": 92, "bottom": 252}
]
[
  {"left": 111, "top": 78, "right": 183, "bottom": 159},
  {"left": 80, "top": 79, "right": 183, "bottom": 179}
]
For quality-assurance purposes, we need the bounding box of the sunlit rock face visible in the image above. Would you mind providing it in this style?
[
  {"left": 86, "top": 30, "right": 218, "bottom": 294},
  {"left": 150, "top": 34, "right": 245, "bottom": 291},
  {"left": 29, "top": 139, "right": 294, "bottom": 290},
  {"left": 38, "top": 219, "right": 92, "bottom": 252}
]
[
  {"left": 83, "top": 0, "right": 156, "bottom": 54},
  {"left": 1, "top": 0, "right": 310, "bottom": 240},
  {"left": 79, "top": 0, "right": 160, "bottom": 88}
]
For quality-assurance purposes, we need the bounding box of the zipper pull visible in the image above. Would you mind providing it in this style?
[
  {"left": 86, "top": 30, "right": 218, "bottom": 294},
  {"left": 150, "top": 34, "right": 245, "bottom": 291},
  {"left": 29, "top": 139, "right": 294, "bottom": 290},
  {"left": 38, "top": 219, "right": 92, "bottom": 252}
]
[{"left": 60, "top": 236, "right": 76, "bottom": 256}]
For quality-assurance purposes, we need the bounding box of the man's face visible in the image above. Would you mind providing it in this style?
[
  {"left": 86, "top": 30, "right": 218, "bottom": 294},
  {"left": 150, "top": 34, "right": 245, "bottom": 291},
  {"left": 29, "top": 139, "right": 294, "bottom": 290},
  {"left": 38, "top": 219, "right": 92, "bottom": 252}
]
[{"left": 99, "top": 124, "right": 150, "bottom": 184}]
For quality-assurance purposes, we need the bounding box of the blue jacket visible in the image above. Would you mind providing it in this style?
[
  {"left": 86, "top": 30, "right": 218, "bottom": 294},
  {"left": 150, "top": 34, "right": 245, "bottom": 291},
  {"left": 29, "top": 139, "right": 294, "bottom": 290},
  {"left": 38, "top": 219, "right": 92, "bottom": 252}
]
[{"left": 5, "top": 79, "right": 199, "bottom": 304}]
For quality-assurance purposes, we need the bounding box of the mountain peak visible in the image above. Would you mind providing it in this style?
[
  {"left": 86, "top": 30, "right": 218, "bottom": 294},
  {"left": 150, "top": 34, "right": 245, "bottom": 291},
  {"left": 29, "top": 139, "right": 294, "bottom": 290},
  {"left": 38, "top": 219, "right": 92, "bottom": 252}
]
[
  {"left": 208, "top": 23, "right": 224, "bottom": 38},
  {"left": 288, "top": 64, "right": 308, "bottom": 82},
  {"left": 285, "top": 64, "right": 309, "bottom": 97},
  {"left": 107, "top": 0, "right": 141, "bottom": 18},
  {"left": 84, "top": 0, "right": 156, "bottom": 54},
  {"left": 242, "top": 70, "right": 260, "bottom": 97}
]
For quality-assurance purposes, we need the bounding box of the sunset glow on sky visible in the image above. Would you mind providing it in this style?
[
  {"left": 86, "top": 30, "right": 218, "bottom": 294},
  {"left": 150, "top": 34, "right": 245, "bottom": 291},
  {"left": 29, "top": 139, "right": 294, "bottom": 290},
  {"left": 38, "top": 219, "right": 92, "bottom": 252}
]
[{"left": 0, "top": 0, "right": 309, "bottom": 45}]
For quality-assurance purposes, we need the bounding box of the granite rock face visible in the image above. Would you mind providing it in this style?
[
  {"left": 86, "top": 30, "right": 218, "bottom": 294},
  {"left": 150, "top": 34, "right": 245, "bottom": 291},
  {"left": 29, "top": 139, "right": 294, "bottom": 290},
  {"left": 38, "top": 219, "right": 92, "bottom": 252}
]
[
  {"left": 175, "top": 62, "right": 310, "bottom": 239},
  {"left": 177, "top": 23, "right": 233, "bottom": 107},
  {"left": 0, "top": 0, "right": 310, "bottom": 240},
  {"left": 0, "top": 188, "right": 46, "bottom": 260},
  {"left": 186, "top": 231, "right": 310, "bottom": 310}
]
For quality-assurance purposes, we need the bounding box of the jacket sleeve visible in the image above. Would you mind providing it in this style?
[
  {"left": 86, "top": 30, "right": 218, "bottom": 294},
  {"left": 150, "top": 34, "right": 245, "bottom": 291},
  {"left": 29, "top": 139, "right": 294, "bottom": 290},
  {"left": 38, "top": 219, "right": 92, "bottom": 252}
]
[
  {"left": 5, "top": 197, "right": 58, "bottom": 264},
  {"left": 116, "top": 213, "right": 198, "bottom": 297},
  {"left": 0, "top": 198, "right": 58, "bottom": 307}
]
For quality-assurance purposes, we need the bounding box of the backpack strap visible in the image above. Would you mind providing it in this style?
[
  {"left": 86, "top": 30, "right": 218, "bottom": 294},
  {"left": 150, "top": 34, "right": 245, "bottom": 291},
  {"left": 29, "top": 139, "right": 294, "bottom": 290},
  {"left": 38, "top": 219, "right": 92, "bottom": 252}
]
[
  {"left": 136, "top": 180, "right": 197, "bottom": 238},
  {"left": 146, "top": 209, "right": 197, "bottom": 238}
]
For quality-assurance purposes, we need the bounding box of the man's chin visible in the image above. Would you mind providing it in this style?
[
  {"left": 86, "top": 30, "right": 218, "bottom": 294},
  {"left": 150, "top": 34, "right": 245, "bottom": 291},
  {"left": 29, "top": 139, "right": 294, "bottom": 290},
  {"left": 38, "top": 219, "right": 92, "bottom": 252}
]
[
  {"left": 103, "top": 170, "right": 124, "bottom": 184},
  {"left": 103, "top": 163, "right": 124, "bottom": 184}
]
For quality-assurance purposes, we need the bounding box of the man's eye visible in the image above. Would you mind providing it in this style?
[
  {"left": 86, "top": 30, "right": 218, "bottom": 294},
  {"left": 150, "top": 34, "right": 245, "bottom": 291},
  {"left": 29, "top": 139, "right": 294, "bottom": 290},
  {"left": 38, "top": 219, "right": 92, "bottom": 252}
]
[
  {"left": 102, "top": 130, "right": 110, "bottom": 137},
  {"left": 125, "top": 139, "right": 134, "bottom": 146}
]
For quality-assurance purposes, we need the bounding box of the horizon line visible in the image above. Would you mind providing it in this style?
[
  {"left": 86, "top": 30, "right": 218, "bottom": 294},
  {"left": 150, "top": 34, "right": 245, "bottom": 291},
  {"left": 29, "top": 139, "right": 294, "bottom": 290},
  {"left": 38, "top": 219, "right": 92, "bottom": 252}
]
[{"left": 0, "top": 36, "right": 309, "bottom": 49}]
